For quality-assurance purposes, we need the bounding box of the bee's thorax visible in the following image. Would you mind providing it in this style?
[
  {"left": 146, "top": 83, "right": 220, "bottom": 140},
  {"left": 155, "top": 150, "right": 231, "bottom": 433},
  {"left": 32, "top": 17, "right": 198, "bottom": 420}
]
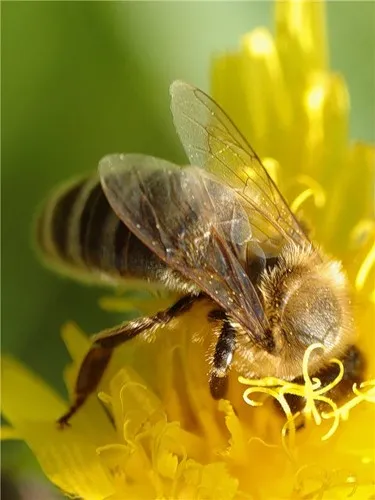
[{"left": 233, "top": 243, "right": 355, "bottom": 380}]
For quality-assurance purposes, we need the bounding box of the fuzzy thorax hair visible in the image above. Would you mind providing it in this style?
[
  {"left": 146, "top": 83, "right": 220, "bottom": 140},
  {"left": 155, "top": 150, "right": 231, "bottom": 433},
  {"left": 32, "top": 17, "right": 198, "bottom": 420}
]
[{"left": 233, "top": 244, "right": 355, "bottom": 380}]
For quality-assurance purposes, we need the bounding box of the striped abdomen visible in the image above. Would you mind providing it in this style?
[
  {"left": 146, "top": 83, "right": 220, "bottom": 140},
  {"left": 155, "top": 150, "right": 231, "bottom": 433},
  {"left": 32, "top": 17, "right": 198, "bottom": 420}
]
[{"left": 35, "top": 175, "right": 169, "bottom": 286}]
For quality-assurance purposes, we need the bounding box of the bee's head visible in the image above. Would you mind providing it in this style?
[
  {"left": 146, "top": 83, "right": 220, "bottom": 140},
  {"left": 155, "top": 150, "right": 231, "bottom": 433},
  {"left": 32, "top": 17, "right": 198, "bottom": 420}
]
[{"left": 255, "top": 244, "right": 355, "bottom": 379}]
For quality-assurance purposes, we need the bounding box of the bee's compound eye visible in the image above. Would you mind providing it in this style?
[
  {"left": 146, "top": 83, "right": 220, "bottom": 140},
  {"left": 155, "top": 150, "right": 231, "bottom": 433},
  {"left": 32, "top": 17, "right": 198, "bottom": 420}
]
[{"left": 283, "top": 279, "right": 342, "bottom": 348}]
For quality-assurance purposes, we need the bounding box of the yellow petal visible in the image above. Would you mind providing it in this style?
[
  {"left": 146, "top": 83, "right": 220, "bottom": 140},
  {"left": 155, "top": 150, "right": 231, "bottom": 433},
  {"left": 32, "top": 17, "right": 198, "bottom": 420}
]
[
  {"left": 328, "top": 143, "right": 375, "bottom": 254},
  {"left": 219, "top": 400, "right": 247, "bottom": 464},
  {"left": 1, "top": 356, "right": 118, "bottom": 499},
  {"left": 1, "top": 426, "right": 20, "bottom": 440},
  {"left": 211, "top": 53, "right": 247, "bottom": 137},
  {"left": 99, "top": 293, "right": 176, "bottom": 316},
  {"left": 107, "top": 367, "right": 163, "bottom": 440},
  {"left": 241, "top": 28, "right": 292, "bottom": 158},
  {"left": 303, "top": 73, "right": 349, "bottom": 181},
  {"left": 61, "top": 321, "right": 90, "bottom": 363},
  {"left": 276, "top": 0, "right": 327, "bottom": 74},
  {"left": 183, "top": 462, "right": 238, "bottom": 500},
  {"left": 1, "top": 356, "right": 66, "bottom": 421},
  {"left": 19, "top": 421, "right": 115, "bottom": 499}
]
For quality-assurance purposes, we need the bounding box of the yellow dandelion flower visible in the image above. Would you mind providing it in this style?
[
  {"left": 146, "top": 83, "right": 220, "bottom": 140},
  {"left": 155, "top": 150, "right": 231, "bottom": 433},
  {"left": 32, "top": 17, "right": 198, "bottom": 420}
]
[{"left": 2, "top": 1, "right": 374, "bottom": 499}]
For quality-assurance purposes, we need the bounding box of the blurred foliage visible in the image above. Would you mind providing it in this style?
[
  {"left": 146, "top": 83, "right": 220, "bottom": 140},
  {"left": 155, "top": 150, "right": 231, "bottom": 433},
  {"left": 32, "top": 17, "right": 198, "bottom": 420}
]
[{"left": 1, "top": 0, "right": 374, "bottom": 480}]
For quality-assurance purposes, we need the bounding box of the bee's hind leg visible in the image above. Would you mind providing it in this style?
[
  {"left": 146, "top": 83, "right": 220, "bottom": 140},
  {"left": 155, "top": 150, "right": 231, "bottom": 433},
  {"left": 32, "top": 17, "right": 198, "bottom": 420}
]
[
  {"left": 58, "top": 293, "right": 203, "bottom": 428},
  {"left": 209, "top": 316, "right": 236, "bottom": 399}
]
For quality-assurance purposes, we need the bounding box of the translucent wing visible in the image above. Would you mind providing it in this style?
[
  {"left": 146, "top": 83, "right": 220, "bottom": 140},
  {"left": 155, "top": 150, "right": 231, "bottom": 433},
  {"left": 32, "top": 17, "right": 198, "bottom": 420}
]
[
  {"left": 170, "top": 80, "right": 309, "bottom": 252},
  {"left": 99, "top": 153, "right": 268, "bottom": 342}
]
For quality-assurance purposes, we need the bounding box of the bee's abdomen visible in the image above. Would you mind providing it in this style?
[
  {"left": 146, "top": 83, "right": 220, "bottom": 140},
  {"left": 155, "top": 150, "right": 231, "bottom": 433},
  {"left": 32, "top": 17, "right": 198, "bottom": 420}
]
[{"left": 35, "top": 175, "right": 166, "bottom": 284}]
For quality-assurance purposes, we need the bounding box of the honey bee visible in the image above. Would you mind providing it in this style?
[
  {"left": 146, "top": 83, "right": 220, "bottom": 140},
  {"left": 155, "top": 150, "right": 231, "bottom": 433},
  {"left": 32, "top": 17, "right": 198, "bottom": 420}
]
[{"left": 35, "top": 81, "right": 364, "bottom": 427}]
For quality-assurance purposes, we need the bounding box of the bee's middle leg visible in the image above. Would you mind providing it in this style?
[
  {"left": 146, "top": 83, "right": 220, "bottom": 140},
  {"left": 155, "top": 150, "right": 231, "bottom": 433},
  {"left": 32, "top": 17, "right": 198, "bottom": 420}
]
[{"left": 209, "top": 317, "right": 236, "bottom": 399}]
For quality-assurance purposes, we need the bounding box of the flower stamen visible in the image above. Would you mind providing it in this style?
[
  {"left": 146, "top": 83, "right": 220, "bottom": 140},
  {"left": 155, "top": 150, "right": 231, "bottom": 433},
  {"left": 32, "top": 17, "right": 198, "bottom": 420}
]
[
  {"left": 239, "top": 344, "right": 357, "bottom": 446},
  {"left": 290, "top": 175, "right": 326, "bottom": 213},
  {"left": 355, "top": 240, "right": 375, "bottom": 292}
]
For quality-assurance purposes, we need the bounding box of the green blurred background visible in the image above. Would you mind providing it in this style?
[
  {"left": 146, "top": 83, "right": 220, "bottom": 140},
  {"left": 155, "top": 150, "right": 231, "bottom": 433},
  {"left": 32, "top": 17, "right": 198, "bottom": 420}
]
[{"left": 2, "top": 0, "right": 374, "bottom": 493}]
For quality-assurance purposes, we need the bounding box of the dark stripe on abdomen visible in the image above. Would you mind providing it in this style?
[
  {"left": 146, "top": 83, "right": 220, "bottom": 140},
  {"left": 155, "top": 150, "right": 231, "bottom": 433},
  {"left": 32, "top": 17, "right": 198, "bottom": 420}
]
[
  {"left": 51, "top": 181, "right": 86, "bottom": 259},
  {"left": 35, "top": 174, "right": 168, "bottom": 284},
  {"left": 35, "top": 177, "right": 87, "bottom": 261},
  {"left": 113, "top": 219, "right": 164, "bottom": 280},
  {"left": 79, "top": 182, "right": 113, "bottom": 269}
]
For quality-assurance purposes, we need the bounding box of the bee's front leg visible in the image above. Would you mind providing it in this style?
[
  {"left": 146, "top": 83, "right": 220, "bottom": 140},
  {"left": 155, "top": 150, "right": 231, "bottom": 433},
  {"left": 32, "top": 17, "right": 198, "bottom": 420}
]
[{"left": 209, "top": 314, "right": 236, "bottom": 399}]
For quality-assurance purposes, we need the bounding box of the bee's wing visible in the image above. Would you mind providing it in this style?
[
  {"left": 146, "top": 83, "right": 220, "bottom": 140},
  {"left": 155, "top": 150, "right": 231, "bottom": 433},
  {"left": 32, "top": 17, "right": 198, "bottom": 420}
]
[
  {"left": 99, "top": 153, "right": 268, "bottom": 342},
  {"left": 170, "top": 80, "right": 309, "bottom": 251}
]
